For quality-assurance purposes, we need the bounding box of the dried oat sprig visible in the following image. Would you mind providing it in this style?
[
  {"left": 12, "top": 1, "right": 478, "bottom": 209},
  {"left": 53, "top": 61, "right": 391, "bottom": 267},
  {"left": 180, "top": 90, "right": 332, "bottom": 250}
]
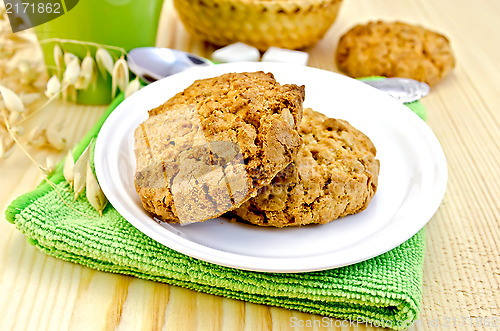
[
  {"left": 62, "top": 57, "right": 80, "bottom": 86},
  {"left": 63, "top": 52, "right": 79, "bottom": 67},
  {"left": 73, "top": 140, "right": 92, "bottom": 200},
  {"left": 75, "top": 52, "right": 95, "bottom": 90},
  {"left": 0, "top": 85, "right": 25, "bottom": 155},
  {"left": 7, "top": 111, "right": 21, "bottom": 126},
  {"left": 39, "top": 38, "right": 127, "bottom": 55},
  {"left": 18, "top": 61, "right": 39, "bottom": 85},
  {"left": 11, "top": 125, "right": 24, "bottom": 136},
  {"left": 63, "top": 149, "right": 74, "bottom": 188},
  {"left": 45, "top": 155, "right": 57, "bottom": 173},
  {"left": 45, "top": 75, "right": 61, "bottom": 98},
  {"left": 27, "top": 123, "right": 46, "bottom": 147},
  {"left": 45, "top": 126, "right": 66, "bottom": 150},
  {"left": 15, "top": 91, "right": 61, "bottom": 127},
  {"left": 86, "top": 161, "right": 107, "bottom": 216},
  {"left": 1, "top": 107, "right": 97, "bottom": 218},
  {"left": 0, "top": 85, "right": 25, "bottom": 114},
  {"left": 18, "top": 92, "right": 41, "bottom": 106},
  {"left": 111, "top": 56, "right": 129, "bottom": 97},
  {"left": 4, "top": 123, "right": 96, "bottom": 218},
  {"left": 53, "top": 44, "right": 64, "bottom": 77},
  {"left": 62, "top": 85, "right": 77, "bottom": 103},
  {"left": 96, "top": 48, "right": 114, "bottom": 78},
  {"left": 1, "top": 108, "right": 48, "bottom": 173}
]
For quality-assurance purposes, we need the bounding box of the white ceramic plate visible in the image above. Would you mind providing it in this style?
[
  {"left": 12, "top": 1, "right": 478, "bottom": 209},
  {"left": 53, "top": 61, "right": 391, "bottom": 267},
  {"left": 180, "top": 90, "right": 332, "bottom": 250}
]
[{"left": 95, "top": 62, "right": 447, "bottom": 273}]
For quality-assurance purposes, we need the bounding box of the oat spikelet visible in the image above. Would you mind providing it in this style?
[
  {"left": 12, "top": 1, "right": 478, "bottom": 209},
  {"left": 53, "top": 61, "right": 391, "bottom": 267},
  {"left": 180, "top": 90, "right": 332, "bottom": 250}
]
[
  {"left": 45, "top": 155, "right": 57, "bottom": 173},
  {"left": 19, "top": 93, "right": 40, "bottom": 106},
  {"left": 73, "top": 142, "right": 91, "bottom": 200},
  {"left": 0, "top": 85, "right": 24, "bottom": 113},
  {"left": 53, "top": 44, "right": 64, "bottom": 76},
  {"left": 28, "top": 124, "right": 46, "bottom": 147},
  {"left": 64, "top": 52, "right": 79, "bottom": 66},
  {"left": 96, "top": 48, "right": 114, "bottom": 77},
  {"left": 62, "top": 84, "right": 77, "bottom": 102},
  {"left": 46, "top": 75, "right": 61, "bottom": 98},
  {"left": 61, "top": 86, "right": 68, "bottom": 101},
  {"left": 19, "top": 61, "right": 38, "bottom": 85},
  {"left": 46, "top": 126, "right": 66, "bottom": 150},
  {"left": 68, "top": 85, "right": 77, "bottom": 102},
  {"left": 75, "top": 52, "right": 95, "bottom": 90},
  {"left": 125, "top": 77, "right": 141, "bottom": 99},
  {"left": 64, "top": 149, "right": 75, "bottom": 188},
  {"left": 111, "top": 56, "right": 128, "bottom": 97},
  {"left": 86, "top": 161, "right": 107, "bottom": 216},
  {"left": 63, "top": 58, "right": 80, "bottom": 86},
  {"left": 8, "top": 111, "right": 22, "bottom": 124},
  {"left": 11, "top": 125, "right": 24, "bottom": 136}
]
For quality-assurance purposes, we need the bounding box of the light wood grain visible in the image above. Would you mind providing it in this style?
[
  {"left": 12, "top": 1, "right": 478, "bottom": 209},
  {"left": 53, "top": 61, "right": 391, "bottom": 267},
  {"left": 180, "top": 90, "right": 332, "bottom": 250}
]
[{"left": 1, "top": 0, "right": 500, "bottom": 330}]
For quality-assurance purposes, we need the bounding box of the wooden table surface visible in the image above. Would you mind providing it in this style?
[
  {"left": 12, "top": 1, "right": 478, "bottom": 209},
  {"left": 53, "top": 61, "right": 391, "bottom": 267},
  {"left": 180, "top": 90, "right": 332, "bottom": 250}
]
[{"left": 1, "top": 0, "right": 499, "bottom": 330}]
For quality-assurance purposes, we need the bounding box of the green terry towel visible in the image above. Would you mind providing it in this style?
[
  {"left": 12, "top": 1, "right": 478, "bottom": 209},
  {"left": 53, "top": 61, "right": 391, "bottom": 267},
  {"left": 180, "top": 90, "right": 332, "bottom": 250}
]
[{"left": 6, "top": 90, "right": 427, "bottom": 330}]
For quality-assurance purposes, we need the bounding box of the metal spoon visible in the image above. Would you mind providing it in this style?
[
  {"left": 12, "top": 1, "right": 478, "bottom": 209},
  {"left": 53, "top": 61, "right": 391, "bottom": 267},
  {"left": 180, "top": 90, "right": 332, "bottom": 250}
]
[
  {"left": 127, "top": 47, "right": 430, "bottom": 103},
  {"left": 127, "top": 47, "right": 212, "bottom": 84},
  {"left": 360, "top": 78, "right": 430, "bottom": 104}
]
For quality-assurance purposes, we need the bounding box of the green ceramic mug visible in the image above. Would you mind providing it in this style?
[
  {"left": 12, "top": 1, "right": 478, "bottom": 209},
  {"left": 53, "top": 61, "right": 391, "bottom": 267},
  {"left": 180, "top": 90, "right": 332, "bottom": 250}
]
[{"left": 35, "top": 0, "right": 164, "bottom": 104}]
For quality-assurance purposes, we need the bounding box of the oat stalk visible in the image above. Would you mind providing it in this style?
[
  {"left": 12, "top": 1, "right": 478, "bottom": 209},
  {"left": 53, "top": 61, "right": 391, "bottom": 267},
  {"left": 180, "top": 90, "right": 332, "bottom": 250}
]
[
  {"left": 125, "top": 77, "right": 141, "bottom": 99},
  {"left": 73, "top": 139, "right": 92, "bottom": 200},
  {"left": 53, "top": 44, "right": 64, "bottom": 77},
  {"left": 86, "top": 161, "right": 107, "bottom": 216},
  {"left": 14, "top": 91, "right": 63, "bottom": 126},
  {"left": 39, "top": 38, "right": 127, "bottom": 56},
  {"left": 75, "top": 52, "right": 95, "bottom": 90},
  {"left": 96, "top": 48, "right": 114, "bottom": 78},
  {"left": 62, "top": 58, "right": 80, "bottom": 86},
  {"left": 63, "top": 52, "right": 79, "bottom": 67},
  {"left": 1, "top": 108, "right": 47, "bottom": 172},
  {"left": 63, "top": 149, "right": 74, "bottom": 188},
  {"left": 2, "top": 107, "right": 96, "bottom": 219},
  {"left": 0, "top": 85, "right": 25, "bottom": 113},
  {"left": 111, "top": 56, "right": 128, "bottom": 97},
  {"left": 46, "top": 176, "right": 97, "bottom": 220},
  {"left": 45, "top": 75, "right": 61, "bottom": 98}
]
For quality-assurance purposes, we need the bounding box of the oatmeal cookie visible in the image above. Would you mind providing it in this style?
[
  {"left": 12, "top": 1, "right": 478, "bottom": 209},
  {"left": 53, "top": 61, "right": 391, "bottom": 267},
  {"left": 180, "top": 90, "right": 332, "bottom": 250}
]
[
  {"left": 134, "top": 71, "right": 305, "bottom": 224},
  {"left": 336, "top": 21, "right": 455, "bottom": 86},
  {"left": 231, "top": 108, "right": 379, "bottom": 227}
]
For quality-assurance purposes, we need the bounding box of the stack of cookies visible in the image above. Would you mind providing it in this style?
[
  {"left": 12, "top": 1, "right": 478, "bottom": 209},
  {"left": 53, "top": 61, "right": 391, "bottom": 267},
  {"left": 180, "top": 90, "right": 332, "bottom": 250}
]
[{"left": 134, "top": 71, "right": 379, "bottom": 227}]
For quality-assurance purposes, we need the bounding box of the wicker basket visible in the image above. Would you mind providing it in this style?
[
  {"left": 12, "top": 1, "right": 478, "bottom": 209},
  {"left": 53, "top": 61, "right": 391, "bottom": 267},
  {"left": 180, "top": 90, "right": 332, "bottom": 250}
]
[{"left": 173, "top": 0, "right": 343, "bottom": 50}]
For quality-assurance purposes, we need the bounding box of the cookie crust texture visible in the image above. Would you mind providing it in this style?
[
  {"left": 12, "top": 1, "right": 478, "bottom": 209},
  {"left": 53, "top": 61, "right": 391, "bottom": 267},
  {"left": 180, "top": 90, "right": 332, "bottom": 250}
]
[
  {"left": 336, "top": 21, "right": 455, "bottom": 86},
  {"left": 134, "top": 71, "right": 305, "bottom": 223},
  {"left": 233, "top": 108, "right": 380, "bottom": 227}
]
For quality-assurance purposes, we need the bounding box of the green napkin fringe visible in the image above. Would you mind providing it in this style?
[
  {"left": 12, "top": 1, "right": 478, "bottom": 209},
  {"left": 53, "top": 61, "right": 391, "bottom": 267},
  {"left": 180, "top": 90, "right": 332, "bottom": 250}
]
[{"left": 6, "top": 82, "right": 426, "bottom": 330}]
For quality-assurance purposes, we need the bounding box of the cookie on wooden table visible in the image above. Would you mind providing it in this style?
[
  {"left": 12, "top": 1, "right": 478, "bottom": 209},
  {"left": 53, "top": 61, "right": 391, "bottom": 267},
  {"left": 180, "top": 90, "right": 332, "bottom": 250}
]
[
  {"left": 232, "top": 108, "right": 380, "bottom": 227},
  {"left": 336, "top": 21, "right": 455, "bottom": 86},
  {"left": 134, "top": 71, "right": 305, "bottom": 224}
]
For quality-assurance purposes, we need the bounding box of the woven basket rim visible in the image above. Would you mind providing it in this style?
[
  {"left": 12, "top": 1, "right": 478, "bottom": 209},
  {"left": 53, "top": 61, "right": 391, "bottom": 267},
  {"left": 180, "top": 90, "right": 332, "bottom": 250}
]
[{"left": 174, "top": 0, "right": 343, "bottom": 49}]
